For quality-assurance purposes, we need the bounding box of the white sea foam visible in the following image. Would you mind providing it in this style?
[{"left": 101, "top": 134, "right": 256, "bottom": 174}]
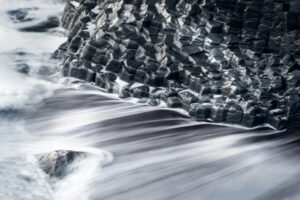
[
  {"left": 53, "top": 150, "right": 113, "bottom": 200},
  {"left": 0, "top": 0, "right": 107, "bottom": 200}
]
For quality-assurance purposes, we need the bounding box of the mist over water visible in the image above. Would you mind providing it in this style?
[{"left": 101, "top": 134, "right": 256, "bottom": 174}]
[{"left": 1, "top": 0, "right": 300, "bottom": 200}]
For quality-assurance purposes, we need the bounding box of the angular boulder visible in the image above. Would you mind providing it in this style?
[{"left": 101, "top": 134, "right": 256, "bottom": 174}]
[{"left": 38, "top": 150, "right": 86, "bottom": 178}]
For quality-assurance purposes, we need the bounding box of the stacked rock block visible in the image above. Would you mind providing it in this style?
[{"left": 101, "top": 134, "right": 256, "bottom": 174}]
[{"left": 56, "top": 0, "right": 300, "bottom": 130}]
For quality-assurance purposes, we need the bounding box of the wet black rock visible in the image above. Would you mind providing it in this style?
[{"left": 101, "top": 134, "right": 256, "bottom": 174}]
[
  {"left": 38, "top": 150, "right": 85, "bottom": 178},
  {"left": 7, "top": 8, "right": 34, "bottom": 23},
  {"left": 226, "top": 106, "right": 244, "bottom": 124},
  {"left": 16, "top": 63, "right": 30, "bottom": 74},
  {"left": 167, "top": 97, "right": 182, "bottom": 108},
  {"left": 52, "top": 41, "right": 69, "bottom": 59},
  {"left": 37, "top": 66, "right": 57, "bottom": 77},
  {"left": 20, "top": 16, "right": 60, "bottom": 32},
  {"left": 86, "top": 69, "right": 96, "bottom": 82},
  {"left": 55, "top": 0, "right": 300, "bottom": 130},
  {"left": 189, "top": 103, "right": 212, "bottom": 121},
  {"left": 211, "top": 107, "right": 228, "bottom": 123},
  {"left": 130, "top": 85, "right": 150, "bottom": 98},
  {"left": 106, "top": 60, "right": 123, "bottom": 74},
  {"left": 70, "top": 66, "right": 79, "bottom": 78},
  {"left": 149, "top": 99, "right": 160, "bottom": 106}
]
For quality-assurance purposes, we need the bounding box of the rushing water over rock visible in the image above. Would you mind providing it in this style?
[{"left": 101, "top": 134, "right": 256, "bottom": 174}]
[
  {"left": 1, "top": 0, "right": 300, "bottom": 200},
  {"left": 24, "top": 87, "right": 300, "bottom": 200}
]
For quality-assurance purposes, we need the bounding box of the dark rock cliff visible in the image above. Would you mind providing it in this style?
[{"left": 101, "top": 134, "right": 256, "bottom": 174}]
[{"left": 55, "top": 0, "right": 300, "bottom": 130}]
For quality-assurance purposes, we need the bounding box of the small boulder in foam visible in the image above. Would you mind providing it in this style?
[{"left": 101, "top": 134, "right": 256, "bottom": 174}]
[{"left": 37, "top": 150, "right": 86, "bottom": 178}]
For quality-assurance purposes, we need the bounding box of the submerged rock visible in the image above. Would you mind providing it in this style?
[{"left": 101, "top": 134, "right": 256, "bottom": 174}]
[
  {"left": 15, "top": 63, "right": 30, "bottom": 74},
  {"left": 7, "top": 8, "right": 34, "bottom": 23},
  {"left": 38, "top": 150, "right": 86, "bottom": 178},
  {"left": 20, "top": 16, "right": 60, "bottom": 32},
  {"left": 37, "top": 65, "right": 57, "bottom": 77}
]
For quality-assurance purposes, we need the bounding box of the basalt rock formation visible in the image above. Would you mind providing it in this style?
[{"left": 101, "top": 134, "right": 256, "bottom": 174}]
[{"left": 55, "top": 0, "right": 300, "bottom": 130}]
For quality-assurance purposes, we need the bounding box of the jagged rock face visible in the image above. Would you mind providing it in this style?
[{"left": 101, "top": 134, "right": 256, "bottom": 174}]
[
  {"left": 57, "top": 0, "right": 300, "bottom": 130},
  {"left": 38, "top": 150, "right": 85, "bottom": 178}
]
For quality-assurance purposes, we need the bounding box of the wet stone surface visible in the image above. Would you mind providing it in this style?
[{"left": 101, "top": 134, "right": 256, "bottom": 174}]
[
  {"left": 7, "top": 8, "right": 35, "bottom": 23},
  {"left": 19, "top": 16, "right": 60, "bottom": 32},
  {"left": 38, "top": 150, "right": 86, "bottom": 178},
  {"left": 55, "top": 0, "right": 300, "bottom": 130}
]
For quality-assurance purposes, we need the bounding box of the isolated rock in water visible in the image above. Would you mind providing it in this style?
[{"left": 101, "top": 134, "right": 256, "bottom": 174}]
[
  {"left": 55, "top": 0, "right": 300, "bottom": 130},
  {"left": 37, "top": 65, "right": 57, "bottom": 77},
  {"left": 20, "top": 16, "right": 59, "bottom": 32},
  {"left": 38, "top": 150, "right": 85, "bottom": 178},
  {"left": 7, "top": 8, "right": 34, "bottom": 23},
  {"left": 16, "top": 63, "right": 30, "bottom": 74}
]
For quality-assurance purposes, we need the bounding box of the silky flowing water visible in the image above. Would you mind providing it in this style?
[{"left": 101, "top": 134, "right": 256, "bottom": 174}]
[{"left": 1, "top": 0, "right": 300, "bottom": 200}]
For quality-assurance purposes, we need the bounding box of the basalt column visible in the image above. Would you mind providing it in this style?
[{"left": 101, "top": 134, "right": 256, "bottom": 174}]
[{"left": 55, "top": 0, "right": 300, "bottom": 130}]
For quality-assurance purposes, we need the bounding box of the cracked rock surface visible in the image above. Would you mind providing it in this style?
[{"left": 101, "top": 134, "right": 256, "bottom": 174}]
[{"left": 56, "top": 0, "right": 300, "bottom": 130}]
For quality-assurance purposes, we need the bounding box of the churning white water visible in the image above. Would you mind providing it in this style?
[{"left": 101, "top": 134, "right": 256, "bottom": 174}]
[
  {"left": 0, "top": 0, "right": 63, "bottom": 110},
  {"left": 1, "top": 1, "right": 300, "bottom": 200},
  {"left": 0, "top": 1, "right": 111, "bottom": 200}
]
